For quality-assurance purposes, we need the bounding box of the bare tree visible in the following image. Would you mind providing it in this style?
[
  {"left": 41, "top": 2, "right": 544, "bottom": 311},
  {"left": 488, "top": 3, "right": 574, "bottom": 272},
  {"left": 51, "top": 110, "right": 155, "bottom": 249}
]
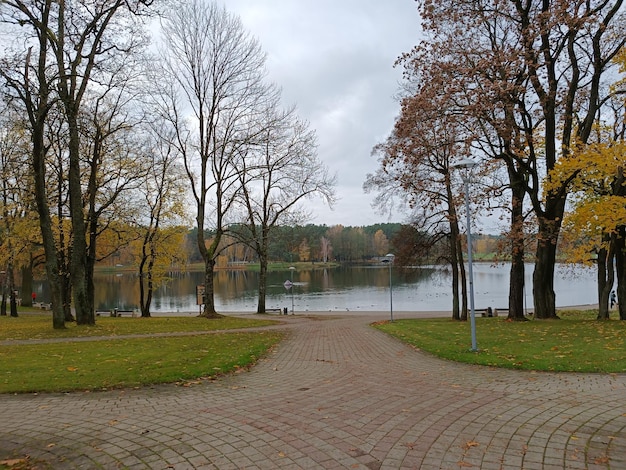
[
  {"left": 158, "top": 0, "right": 275, "bottom": 317},
  {"left": 0, "top": 1, "right": 66, "bottom": 328},
  {"left": 237, "top": 108, "right": 336, "bottom": 313},
  {"left": 365, "top": 90, "right": 470, "bottom": 321},
  {"left": 136, "top": 125, "right": 188, "bottom": 317}
]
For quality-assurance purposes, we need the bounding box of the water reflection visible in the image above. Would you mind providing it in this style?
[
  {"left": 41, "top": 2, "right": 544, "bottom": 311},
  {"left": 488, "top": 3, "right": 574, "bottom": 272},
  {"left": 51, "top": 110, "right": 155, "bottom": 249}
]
[{"left": 33, "top": 263, "right": 598, "bottom": 314}]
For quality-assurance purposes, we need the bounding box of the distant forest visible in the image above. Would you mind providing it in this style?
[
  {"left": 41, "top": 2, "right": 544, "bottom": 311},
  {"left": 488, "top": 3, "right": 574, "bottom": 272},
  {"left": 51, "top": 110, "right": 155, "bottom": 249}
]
[{"left": 106, "top": 223, "right": 505, "bottom": 268}]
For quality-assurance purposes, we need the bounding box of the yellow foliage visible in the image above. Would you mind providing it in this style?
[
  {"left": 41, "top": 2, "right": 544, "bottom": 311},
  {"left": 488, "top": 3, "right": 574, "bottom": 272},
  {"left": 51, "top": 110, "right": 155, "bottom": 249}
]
[
  {"left": 547, "top": 138, "right": 626, "bottom": 195},
  {"left": 548, "top": 131, "right": 626, "bottom": 263}
]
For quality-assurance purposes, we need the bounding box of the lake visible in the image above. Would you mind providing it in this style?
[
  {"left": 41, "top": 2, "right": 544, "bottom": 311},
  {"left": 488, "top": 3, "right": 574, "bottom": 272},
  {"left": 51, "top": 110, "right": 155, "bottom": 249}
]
[{"left": 33, "top": 263, "right": 599, "bottom": 315}]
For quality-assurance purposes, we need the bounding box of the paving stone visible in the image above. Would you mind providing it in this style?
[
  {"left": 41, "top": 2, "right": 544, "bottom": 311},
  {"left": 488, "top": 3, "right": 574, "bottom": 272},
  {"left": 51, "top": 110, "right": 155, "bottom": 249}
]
[{"left": 1, "top": 313, "right": 625, "bottom": 468}]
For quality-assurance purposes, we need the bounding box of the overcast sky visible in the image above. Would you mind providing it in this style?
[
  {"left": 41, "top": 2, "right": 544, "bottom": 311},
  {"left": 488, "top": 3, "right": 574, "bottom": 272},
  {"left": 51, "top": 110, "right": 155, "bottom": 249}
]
[{"left": 219, "top": 1, "right": 422, "bottom": 227}]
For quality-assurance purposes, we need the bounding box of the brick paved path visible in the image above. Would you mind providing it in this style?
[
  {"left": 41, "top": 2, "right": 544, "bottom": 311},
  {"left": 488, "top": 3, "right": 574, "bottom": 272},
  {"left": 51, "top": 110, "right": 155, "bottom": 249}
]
[{"left": 1, "top": 314, "right": 626, "bottom": 469}]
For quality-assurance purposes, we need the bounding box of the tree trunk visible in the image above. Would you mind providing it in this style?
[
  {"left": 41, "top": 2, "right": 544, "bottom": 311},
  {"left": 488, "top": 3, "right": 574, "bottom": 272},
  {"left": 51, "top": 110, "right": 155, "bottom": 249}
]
[
  {"left": 202, "top": 258, "right": 221, "bottom": 318},
  {"left": 66, "top": 109, "right": 91, "bottom": 325},
  {"left": 0, "top": 272, "right": 6, "bottom": 316},
  {"left": 256, "top": 232, "right": 270, "bottom": 314},
  {"left": 508, "top": 178, "right": 527, "bottom": 321},
  {"left": 257, "top": 256, "right": 267, "bottom": 314},
  {"left": 533, "top": 217, "right": 561, "bottom": 319},
  {"left": 615, "top": 227, "right": 626, "bottom": 320},
  {"left": 20, "top": 263, "right": 34, "bottom": 308},
  {"left": 61, "top": 266, "right": 74, "bottom": 322},
  {"left": 7, "top": 263, "right": 17, "bottom": 317},
  {"left": 447, "top": 175, "right": 463, "bottom": 321},
  {"left": 450, "top": 238, "right": 461, "bottom": 321},
  {"left": 9, "top": 290, "right": 17, "bottom": 317},
  {"left": 458, "top": 236, "right": 468, "bottom": 321},
  {"left": 139, "top": 242, "right": 156, "bottom": 318},
  {"left": 85, "top": 191, "right": 100, "bottom": 322},
  {"left": 597, "top": 234, "right": 615, "bottom": 320},
  {"left": 139, "top": 268, "right": 154, "bottom": 318},
  {"left": 509, "top": 251, "right": 526, "bottom": 321},
  {"left": 33, "top": 133, "right": 65, "bottom": 329},
  {"left": 139, "top": 257, "right": 148, "bottom": 317}
]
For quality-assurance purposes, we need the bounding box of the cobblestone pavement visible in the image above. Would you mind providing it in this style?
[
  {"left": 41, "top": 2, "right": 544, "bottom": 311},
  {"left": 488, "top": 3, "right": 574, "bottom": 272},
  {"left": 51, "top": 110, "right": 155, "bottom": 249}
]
[{"left": 1, "top": 313, "right": 626, "bottom": 469}]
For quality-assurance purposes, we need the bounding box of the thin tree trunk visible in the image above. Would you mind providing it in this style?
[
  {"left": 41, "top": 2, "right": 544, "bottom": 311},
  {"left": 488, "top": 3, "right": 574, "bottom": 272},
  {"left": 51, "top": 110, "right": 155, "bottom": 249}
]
[
  {"left": 20, "top": 263, "right": 34, "bottom": 308},
  {"left": 257, "top": 255, "right": 267, "bottom": 314},
  {"left": 615, "top": 227, "right": 626, "bottom": 320},
  {"left": 0, "top": 268, "right": 7, "bottom": 316},
  {"left": 256, "top": 232, "right": 270, "bottom": 313},
  {"left": 7, "top": 262, "right": 17, "bottom": 317},
  {"left": 457, "top": 236, "right": 468, "bottom": 321},
  {"left": 447, "top": 174, "right": 463, "bottom": 321}
]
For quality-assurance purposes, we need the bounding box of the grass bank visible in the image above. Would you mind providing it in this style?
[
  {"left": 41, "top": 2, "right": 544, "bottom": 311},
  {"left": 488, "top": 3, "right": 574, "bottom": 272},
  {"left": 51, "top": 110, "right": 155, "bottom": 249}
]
[
  {"left": 374, "top": 309, "right": 626, "bottom": 373},
  {"left": 0, "top": 314, "right": 283, "bottom": 394}
]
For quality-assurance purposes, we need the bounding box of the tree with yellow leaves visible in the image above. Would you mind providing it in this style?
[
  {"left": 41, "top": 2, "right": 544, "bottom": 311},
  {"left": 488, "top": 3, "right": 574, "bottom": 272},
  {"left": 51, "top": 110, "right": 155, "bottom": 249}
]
[
  {"left": 549, "top": 138, "right": 626, "bottom": 319},
  {"left": 548, "top": 46, "right": 626, "bottom": 319}
]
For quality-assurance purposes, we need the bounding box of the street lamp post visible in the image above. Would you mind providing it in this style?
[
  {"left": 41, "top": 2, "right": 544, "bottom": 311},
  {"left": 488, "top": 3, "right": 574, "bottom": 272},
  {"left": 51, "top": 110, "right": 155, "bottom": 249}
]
[
  {"left": 382, "top": 254, "right": 395, "bottom": 322},
  {"left": 452, "top": 159, "right": 478, "bottom": 352},
  {"left": 289, "top": 266, "right": 296, "bottom": 314}
]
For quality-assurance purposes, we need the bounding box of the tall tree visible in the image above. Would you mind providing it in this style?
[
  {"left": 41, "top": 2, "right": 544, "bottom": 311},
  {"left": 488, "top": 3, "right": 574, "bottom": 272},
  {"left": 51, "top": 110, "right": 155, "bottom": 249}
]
[
  {"left": 158, "top": 0, "right": 275, "bottom": 317},
  {"left": 237, "top": 109, "right": 336, "bottom": 313},
  {"left": 136, "top": 128, "right": 188, "bottom": 317},
  {"left": 366, "top": 90, "right": 470, "bottom": 320},
  {"left": 81, "top": 88, "right": 152, "bottom": 322},
  {"left": 0, "top": 1, "right": 65, "bottom": 328},
  {"left": 51, "top": 0, "right": 153, "bottom": 325},
  {"left": 548, "top": 134, "right": 626, "bottom": 319}
]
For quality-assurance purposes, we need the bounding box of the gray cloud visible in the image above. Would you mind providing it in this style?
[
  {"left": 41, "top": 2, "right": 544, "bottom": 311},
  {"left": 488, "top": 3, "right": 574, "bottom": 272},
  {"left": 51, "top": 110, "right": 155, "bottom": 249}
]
[{"left": 222, "top": 0, "right": 421, "bottom": 226}]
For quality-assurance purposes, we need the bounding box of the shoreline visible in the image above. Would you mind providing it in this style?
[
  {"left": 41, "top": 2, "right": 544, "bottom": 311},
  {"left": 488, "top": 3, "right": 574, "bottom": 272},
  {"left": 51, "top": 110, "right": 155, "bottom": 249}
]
[{"left": 146, "top": 303, "right": 600, "bottom": 318}]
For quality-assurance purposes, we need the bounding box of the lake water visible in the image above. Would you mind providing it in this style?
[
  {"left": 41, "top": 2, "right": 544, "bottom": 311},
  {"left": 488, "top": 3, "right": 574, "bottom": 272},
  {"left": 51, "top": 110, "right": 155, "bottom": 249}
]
[{"left": 30, "top": 263, "right": 599, "bottom": 315}]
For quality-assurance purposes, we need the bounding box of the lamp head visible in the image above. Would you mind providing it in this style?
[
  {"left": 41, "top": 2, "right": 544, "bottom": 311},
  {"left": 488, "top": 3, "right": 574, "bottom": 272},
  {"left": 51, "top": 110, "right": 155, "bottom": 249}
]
[{"left": 451, "top": 158, "right": 477, "bottom": 170}]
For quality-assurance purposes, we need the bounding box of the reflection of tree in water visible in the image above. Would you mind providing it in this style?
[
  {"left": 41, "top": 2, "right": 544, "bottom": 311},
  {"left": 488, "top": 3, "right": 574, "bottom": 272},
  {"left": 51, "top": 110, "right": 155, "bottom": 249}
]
[
  {"left": 40, "top": 264, "right": 596, "bottom": 313},
  {"left": 215, "top": 270, "right": 256, "bottom": 300}
]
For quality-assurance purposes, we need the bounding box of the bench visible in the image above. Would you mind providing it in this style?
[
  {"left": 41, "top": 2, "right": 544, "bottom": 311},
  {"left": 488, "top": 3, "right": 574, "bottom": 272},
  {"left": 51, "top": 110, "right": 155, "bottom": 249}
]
[
  {"left": 110, "top": 309, "right": 136, "bottom": 317},
  {"left": 33, "top": 302, "right": 52, "bottom": 310},
  {"left": 266, "top": 308, "right": 290, "bottom": 315},
  {"left": 478, "top": 307, "right": 509, "bottom": 317}
]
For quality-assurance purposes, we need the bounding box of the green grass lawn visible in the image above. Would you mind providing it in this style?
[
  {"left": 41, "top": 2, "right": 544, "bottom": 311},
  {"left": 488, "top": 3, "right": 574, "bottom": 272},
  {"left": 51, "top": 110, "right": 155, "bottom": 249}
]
[
  {"left": 0, "top": 314, "right": 283, "bottom": 393},
  {"left": 0, "top": 312, "right": 275, "bottom": 341},
  {"left": 374, "top": 309, "right": 626, "bottom": 373}
]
